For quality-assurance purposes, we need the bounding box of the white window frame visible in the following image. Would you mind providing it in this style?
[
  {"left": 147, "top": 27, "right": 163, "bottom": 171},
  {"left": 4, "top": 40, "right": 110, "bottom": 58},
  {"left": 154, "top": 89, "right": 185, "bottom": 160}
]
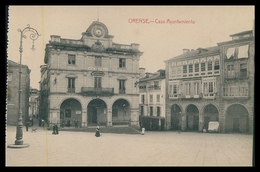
[{"left": 202, "top": 77, "right": 216, "bottom": 99}]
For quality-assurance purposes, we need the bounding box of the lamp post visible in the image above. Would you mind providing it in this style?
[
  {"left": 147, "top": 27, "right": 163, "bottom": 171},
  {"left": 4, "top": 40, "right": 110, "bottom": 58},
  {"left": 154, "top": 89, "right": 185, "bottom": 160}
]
[{"left": 8, "top": 24, "right": 40, "bottom": 148}]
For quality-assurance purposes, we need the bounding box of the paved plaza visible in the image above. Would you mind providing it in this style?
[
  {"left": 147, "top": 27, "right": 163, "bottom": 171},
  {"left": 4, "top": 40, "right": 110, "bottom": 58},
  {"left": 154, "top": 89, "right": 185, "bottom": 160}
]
[{"left": 5, "top": 125, "right": 254, "bottom": 167}]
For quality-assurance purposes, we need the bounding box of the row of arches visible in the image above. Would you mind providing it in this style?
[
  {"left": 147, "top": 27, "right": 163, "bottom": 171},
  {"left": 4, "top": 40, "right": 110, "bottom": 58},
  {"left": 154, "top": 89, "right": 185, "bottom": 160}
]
[
  {"left": 59, "top": 98, "right": 131, "bottom": 127},
  {"left": 170, "top": 103, "right": 249, "bottom": 133}
]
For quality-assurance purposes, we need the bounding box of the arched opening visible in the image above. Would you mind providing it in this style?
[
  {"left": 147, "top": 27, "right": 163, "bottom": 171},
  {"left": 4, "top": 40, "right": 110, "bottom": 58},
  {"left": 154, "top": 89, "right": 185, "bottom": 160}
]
[
  {"left": 60, "top": 98, "right": 82, "bottom": 127},
  {"left": 170, "top": 104, "right": 182, "bottom": 130},
  {"left": 112, "top": 99, "right": 130, "bottom": 125},
  {"left": 87, "top": 99, "right": 107, "bottom": 126},
  {"left": 203, "top": 104, "right": 219, "bottom": 130},
  {"left": 226, "top": 104, "right": 249, "bottom": 133},
  {"left": 186, "top": 104, "right": 199, "bottom": 131}
]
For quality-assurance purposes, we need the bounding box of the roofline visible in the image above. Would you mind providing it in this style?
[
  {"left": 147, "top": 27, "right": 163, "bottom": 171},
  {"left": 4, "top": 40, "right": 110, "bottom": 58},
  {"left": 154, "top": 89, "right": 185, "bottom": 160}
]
[{"left": 229, "top": 30, "right": 253, "bottom": 37}]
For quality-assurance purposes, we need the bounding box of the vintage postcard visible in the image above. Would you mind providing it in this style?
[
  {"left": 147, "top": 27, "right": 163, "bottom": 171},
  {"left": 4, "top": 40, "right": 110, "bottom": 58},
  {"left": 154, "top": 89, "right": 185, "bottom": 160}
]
[{"left": 6, "top": 6, "right": 254, "bottom": 166}]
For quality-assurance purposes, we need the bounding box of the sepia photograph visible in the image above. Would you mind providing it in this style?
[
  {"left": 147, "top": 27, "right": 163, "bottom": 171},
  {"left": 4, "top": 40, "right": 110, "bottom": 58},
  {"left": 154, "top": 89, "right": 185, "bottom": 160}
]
[{"left": 6, "top": 5, "right": 254, "bottom": 166}]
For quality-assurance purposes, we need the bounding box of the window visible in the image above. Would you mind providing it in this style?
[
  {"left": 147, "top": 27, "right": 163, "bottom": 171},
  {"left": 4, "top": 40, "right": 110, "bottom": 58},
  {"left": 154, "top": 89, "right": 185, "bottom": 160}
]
[
  {"left": 208, "top": 82, "right": 214, "bottom": 93},
  {"left": 171, "top": 67, "right": 176, "bottom": 78},
  {"left": 207, "top": 61, "right": 212, "bottom": 71},
  {"left": 169, "top": 84, "right": 179, "bottom": 95},
  {"left": 173, "top": 84, "right": 178, "bottom": 94},
  {"left": 223, "top": 82, "right": 248, "bottom": 97},
  {"left": 203, "top": 82, "right": 214, "bottom": 93},
  {"left": 141, "top": 95, "right": 145, "bottom": 104},
  {"left": 95, "top": 56, "right": 102, "bottom": 67},
  {"left": 156, "top": 94, "right": 160, "bottom": 103},
  {"left": 140, "top": 106, "right": 144, "bottom": 116},
  {"left": 183, "top": 65, "right": 187, "bottom": 73},
  {"left": 214, "top": 60, "right": 220, "bottom": 70},
  {"left": 119, "top": 58, "right": 126, "bottom": 68},
  {"left": 68, "top": 54, "right": 76, "bottom": 65},
  {"left": 154, "top": 81, "right": 160, "bottom": 89},
  {"left": 157, "top": 107, "right": 161, "bottom": 117},
  {"left": 201, "top": 62, "right": 206, "bottom": 71},
  {"left": 149, "top": 94, "right": 153, "bottom": 103},
  {"left": 94, "top": 77, "right": 102, "bottom": 88},
  {"left": 194, "top": 83, "right": 199, "bottom": 95},
  {"left": 68, "top": 78, "right": 75, "bottom": 93},
  {"left": 227, "top": 64, "right": 235, "bottom": 78},
  {"left": 150, "top": 106, "right": 153, "bottom": 116},
  {"left": 186, "top": 83, "right": 191, "bottom": 95},
  {"left": 119, "top": 80, "right": 125, "bottom": 94},
  {"left": 188, "top": 64, "right": 193, "bottom": 73},
  {"left": 202, "top": 78, "right": 216, "bottom": 98},
  {"left": 240, "top": 63, "right": 247, "bottom": 78},
  {"left": 112, "top": 109, "right": 118, "bottom": 117},
  {"left": 195, "top": 63, "right": 199, "bottom": 72},
  {"left": 177, "top": 66, "right": 182, "bottom": 74}
]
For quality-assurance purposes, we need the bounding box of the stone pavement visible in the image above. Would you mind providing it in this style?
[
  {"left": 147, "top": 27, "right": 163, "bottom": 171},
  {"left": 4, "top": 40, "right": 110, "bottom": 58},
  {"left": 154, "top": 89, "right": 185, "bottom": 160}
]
[{"left": 5, "top": 125, "right": 254, "bottom": 167}]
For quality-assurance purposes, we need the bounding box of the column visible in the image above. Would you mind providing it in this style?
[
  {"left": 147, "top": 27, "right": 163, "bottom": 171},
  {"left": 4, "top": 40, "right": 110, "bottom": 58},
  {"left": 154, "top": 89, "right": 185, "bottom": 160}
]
[
  {"left": 82, "top": 109, "right": 87, "bottom": 128},
  {"left": 107, "top": 109, "right": 112, "bottom": 127},
  {"left": 199, "top": 112, "right": 203, "bottom": 132},
  {"left": 130, "top": 109, "right": 138, "bottom": 125}
]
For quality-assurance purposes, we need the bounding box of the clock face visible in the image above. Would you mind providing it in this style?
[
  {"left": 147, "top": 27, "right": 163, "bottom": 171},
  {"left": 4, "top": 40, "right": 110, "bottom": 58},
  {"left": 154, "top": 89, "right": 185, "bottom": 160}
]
[
  {"left": 95, "top": 29, "right": 102, "bottom": 37},
  {"left": 93, "top": 25, "right": 104, "bottom": 37}
]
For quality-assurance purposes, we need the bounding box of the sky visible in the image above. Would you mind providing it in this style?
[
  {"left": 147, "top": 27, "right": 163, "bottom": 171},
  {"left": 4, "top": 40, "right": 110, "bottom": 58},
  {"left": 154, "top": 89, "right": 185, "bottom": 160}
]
[{"left": 7, "top": 6, "right": 255, "bottom": 89}]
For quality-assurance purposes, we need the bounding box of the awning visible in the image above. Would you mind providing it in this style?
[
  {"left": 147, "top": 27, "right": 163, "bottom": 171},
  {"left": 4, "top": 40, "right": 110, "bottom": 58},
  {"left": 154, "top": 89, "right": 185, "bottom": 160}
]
[{"left": 238, "top": 44, "right": 249, "bottom": 59}]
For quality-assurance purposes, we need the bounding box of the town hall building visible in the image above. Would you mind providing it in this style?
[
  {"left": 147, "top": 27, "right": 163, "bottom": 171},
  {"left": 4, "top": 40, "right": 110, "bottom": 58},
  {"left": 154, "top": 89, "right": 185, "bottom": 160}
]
[{"left": 39, "top": 21, "right": 143, "bottom": 128}]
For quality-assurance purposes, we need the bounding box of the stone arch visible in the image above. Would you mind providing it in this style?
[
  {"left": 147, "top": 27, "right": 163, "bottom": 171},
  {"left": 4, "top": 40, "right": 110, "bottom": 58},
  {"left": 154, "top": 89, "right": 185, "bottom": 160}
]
[
  {"left": 112, "top": 98, "right": 131, "bottom": 125},
  {"left": 87, "top": 98, "right": 107, "bottom": 126},
  {"left": 170, "top": 104, "right": 182, "bottom": 130},
  {"left": 225, "top": 104, "right": 249, "bottom": 133},
  {"left": 60, "top": 98, "right": 82, "bottom": 127},
  {"left": 185, "top": 104, "right": 199, "bottom": 131},
  {"left": 112, "top": 98, "right": 132, "bottom": 109},
  {"left": 202, "top": 104, "right": 219, "bottom": 130}
]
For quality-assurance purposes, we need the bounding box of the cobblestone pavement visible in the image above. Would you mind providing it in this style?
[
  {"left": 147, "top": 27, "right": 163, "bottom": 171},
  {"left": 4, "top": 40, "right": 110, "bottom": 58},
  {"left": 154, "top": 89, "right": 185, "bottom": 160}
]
[{"left": 5, "top": 125, "right": 254, "bottom": 167}]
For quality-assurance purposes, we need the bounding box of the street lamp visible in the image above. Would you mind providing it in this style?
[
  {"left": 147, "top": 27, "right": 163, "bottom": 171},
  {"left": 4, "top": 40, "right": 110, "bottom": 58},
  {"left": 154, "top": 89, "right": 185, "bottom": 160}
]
[{"left": 8, "top": 24, "right": 40, "bottom": 148}]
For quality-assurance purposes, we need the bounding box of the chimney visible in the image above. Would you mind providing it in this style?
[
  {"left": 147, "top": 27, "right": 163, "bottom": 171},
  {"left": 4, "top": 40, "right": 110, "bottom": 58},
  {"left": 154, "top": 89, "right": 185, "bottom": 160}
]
[
  {"left": 183, "top": 49, "right": 190, "bottom": 54},
  {"left": 139, "top": 68, "right": 145, "bottom": 78}
]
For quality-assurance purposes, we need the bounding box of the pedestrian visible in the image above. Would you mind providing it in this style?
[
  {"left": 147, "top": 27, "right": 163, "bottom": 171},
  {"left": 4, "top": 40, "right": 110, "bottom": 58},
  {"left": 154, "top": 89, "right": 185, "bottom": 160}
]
[
  {"left": 52, "top": 125, "right": 56, "bottom": 134},
  {"left": 74, "top": 120, "right": 78, "bottom": 128},
  {"left": 25, "top": 121, "right": 29, "bottom": 132},
  {"left": 95, "top": 125, "right": 100, "bottom": 137},
  {"left": 55, "top": 124, "right": 59, "bottom": 134},
  {"left": 42, "top": 119, "right": 45, "bottom": 127},
  {"left": 178, "top": 122, "right": 181, "bottom": 134},
  {"left": 141, "top": 127, "right": 145, "bottom": 135}
]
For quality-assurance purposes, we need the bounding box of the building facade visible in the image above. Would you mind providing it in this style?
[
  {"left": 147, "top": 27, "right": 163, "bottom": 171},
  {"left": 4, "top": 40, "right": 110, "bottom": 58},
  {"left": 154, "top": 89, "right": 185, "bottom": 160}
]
[
  {"left": 138, "top": 68, "right": 166, "bottom": 130},
  {"left": 7, "top": 60, "right": 31, "bottom": 125},
  {"left": 40, "top": 21, "right": 143, "bottom": 128},
  {"left": 217, "top": 30, "right": 254, "bottom": 134},
  {"left": 29, "top": 88, "right": 39, "bottom": 119},
  {"left": 165, "top": 47, "right": 221, "bottom": 132},
  {"left": 164, "top": 30, "right": 254, "bottom": 134}
]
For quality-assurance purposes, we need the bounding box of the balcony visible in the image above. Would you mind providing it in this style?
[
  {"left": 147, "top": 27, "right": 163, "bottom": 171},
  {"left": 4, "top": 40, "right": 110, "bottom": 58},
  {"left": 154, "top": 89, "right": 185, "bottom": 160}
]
[
  {"left": 203, "top": 93, "right": 216, "bottom": 99},
  {"left": 169, "top": 94, "right": 179, "bottom": 99},
  {"left": 148, "top": 85, "right": 161, "bottom": 90},
  {"left": 68, "top": 88, "right": 75, "bottom": 93},
  {"left": 225, "top": 71, "right": 249, "bottom": 80},
  {"left": 81, "top": 87, "right": 114, "bottom": 96},
  {"left": 180, "top": 93, "right": 203, "bottom": 99},
  {"left": 119, "top": 89, "right": 125, "bottom": 94}
]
